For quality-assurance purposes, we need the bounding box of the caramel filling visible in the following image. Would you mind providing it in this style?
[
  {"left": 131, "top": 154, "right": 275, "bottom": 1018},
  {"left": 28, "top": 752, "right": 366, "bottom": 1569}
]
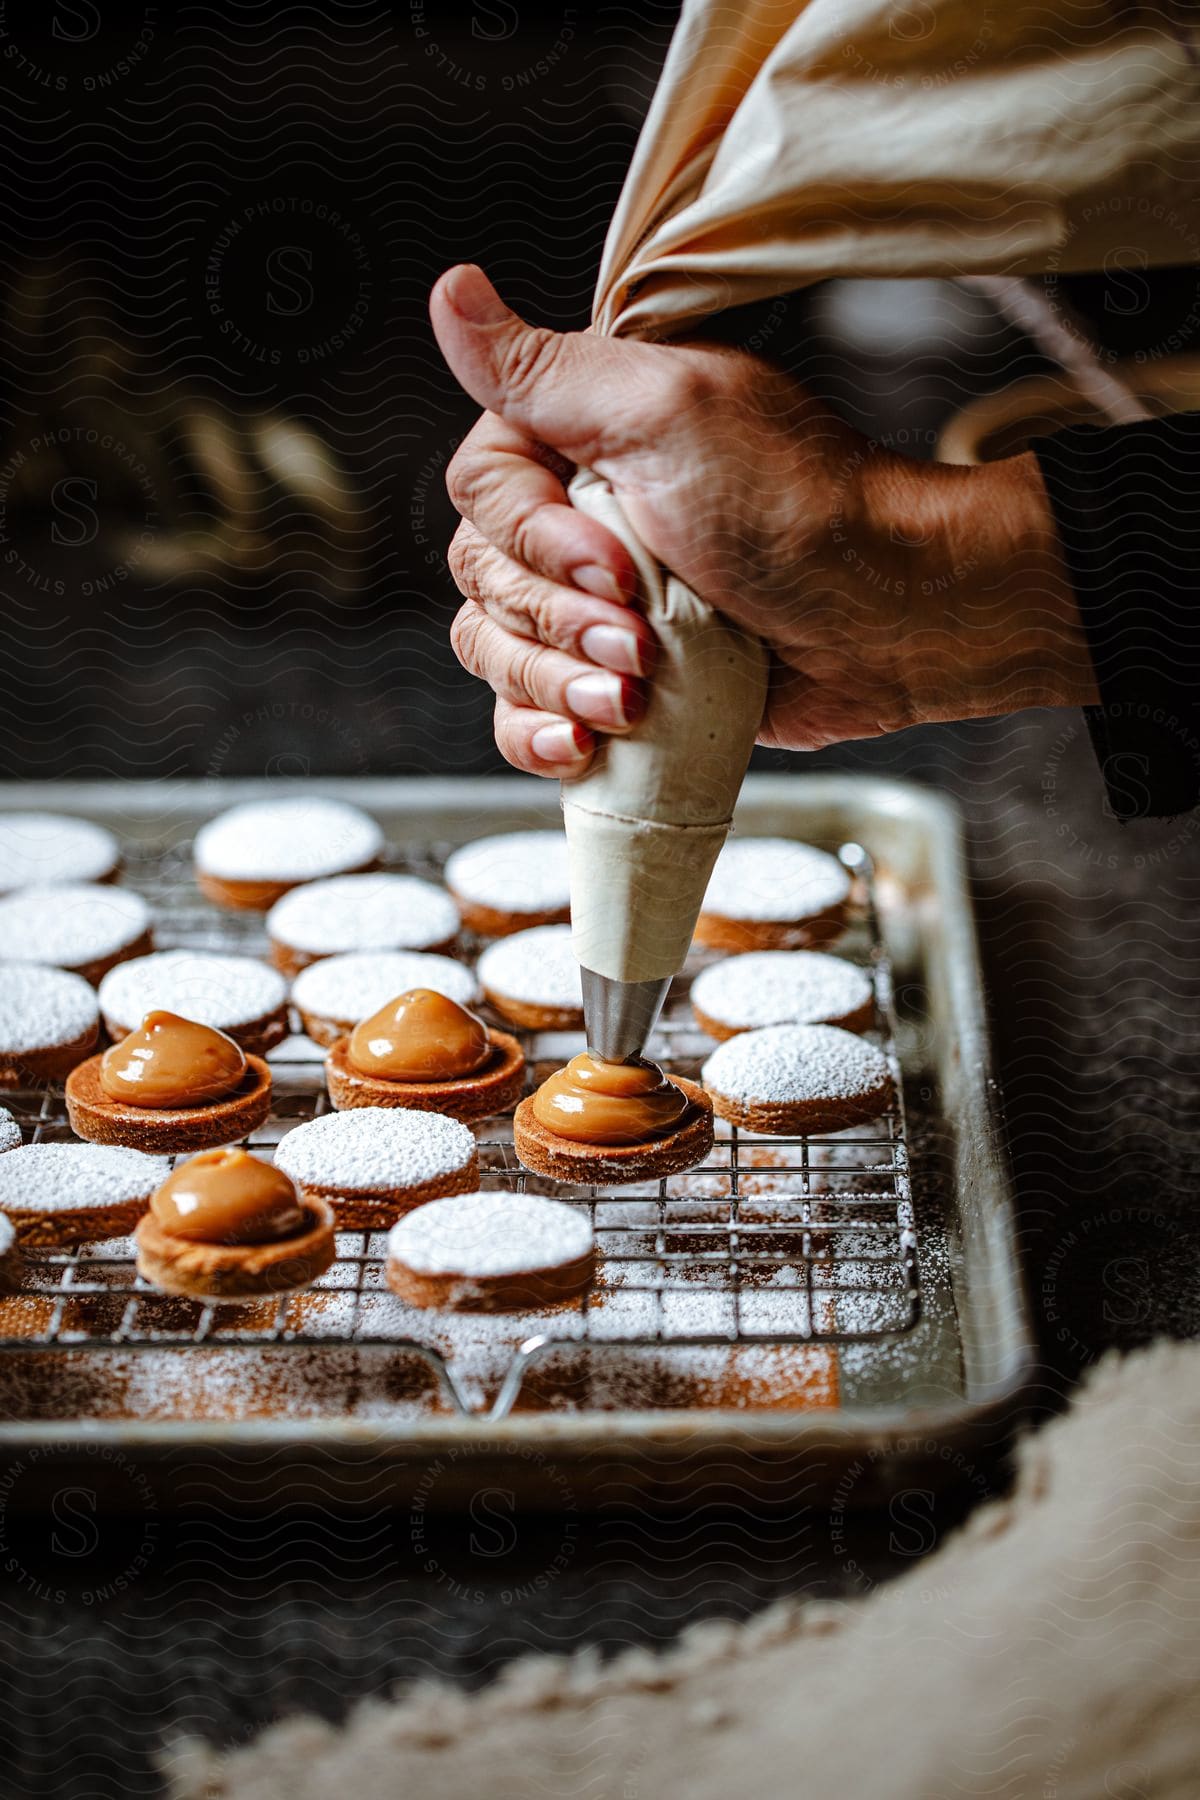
[
  {"left": 348, "top": 988, "right": 492, "bottom": 1082},
  {"left": 151, "top": 1147, "right": 306, "bottom": 1244},
  {"left": 531, "top": 1052, "right": 689, "bottom": 1145},
  {"left": 101, "top": 1009, "right": 246, "bottom": 1109}
]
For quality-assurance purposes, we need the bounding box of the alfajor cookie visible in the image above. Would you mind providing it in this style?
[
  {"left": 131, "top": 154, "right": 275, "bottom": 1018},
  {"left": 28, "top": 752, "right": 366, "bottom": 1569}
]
[
  {"left": 98, "top": 950, "right": 289, "bottom": 1057},
  {"left": 443, "top": 831, "right": 570, "bottom": 938},
  {"left": 0, "top": 964, "right": 101, "bottom": 1086},
  {"left": 0, "top": 1212, "right": 22, "bottom": 1291},
  {"left": 66, "top": 1011, "right": 272, "bottom": 1154},
  {"left": 701, "top": 1024, "right": 893, "bottom": 1136},
  {"left": 266, "top": 873, "right": 460, "bottom": 975},
  {"left": 194, "top": 796, "right": 383, "bottom": 910},
  {"left": 691, "top": 951, "right": 874, "bottom": 1041},
  {"left": 324, "top": 988, "right": 525, "bottom": 1123},
  {"left": 0, "top": 1143, "right": 170, "bottom": 1247},
  {"left": 476, "top": 924, "right": 582, "bottom": 1031},
  {"left": 695, "top": 839, "right": 851, "bottom": 952},
  {"left": 292, "top": 950, "right": 480, "bottom": 1047},
  {"left": 514, "top": 1065, "right": 714, "bottom": 1187},
  {"left": 0, "top": 813, "right": 120, "bottom": 891},
  {"left": 0, "top": 884, "right": 152, "bottom": 985},
  {"left": 273, "top": 1105, "right": 479, "bottom": 1230},
  {"left": 0, "top": 1109, "right": 20, "bottom": 1153},
  {"left": 386, "top": 1191, "right": 594, "bottom": 1311}
]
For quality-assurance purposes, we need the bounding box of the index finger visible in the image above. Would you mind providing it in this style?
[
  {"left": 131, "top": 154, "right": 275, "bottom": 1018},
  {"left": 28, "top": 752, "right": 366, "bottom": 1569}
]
[{"left": 446, "top": 412, "right": 637, "bottom": 605}]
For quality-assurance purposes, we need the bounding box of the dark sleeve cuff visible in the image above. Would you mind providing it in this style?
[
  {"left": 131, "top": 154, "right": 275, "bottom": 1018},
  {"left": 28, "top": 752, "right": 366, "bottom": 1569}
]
[{"left": 1032, "top": 412, "right": 1200, "bottom": 821}]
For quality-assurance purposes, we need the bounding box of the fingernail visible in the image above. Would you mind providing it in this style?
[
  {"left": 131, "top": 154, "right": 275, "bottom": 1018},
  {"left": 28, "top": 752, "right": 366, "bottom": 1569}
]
[
  {"left": 566, "top": 670, "right": 631, "bottom": 729},
  {"left": 446, "top": 263, "right": 510, "bottom": 326},
  {"left": 531, "top": 721, "right": 590, "bottom": 764},
  {"left": 581, "top": 625, "right": 645, "bottom": 676},
  {"left": 574, "top": 563, "right": 627, "bottom": 604}
]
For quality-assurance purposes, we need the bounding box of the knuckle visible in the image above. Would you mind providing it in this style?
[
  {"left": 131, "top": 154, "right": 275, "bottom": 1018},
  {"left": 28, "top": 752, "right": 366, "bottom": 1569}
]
[
  {"left": 507, "top": 635, "right": 551, "bottom": 704},
  {"left": 449, "top": 601, "right": 485, "bottom": 673},
  {"left": 445, "top": 447, "right": 478, "bottom": 517},
  {"left": 446, "top": 523, "right": 481, "bottom": 597},
  {"left": 492, "top": 701, "right": 530, "bottom": 772},
  {"left": 498, "top": 327, "right": 563, "bottom": 408}
]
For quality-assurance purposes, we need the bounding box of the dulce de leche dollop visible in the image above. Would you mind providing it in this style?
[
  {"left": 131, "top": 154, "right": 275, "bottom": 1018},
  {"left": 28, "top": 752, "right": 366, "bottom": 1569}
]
[
  {"left": 151, "top": 1147, "right": 305, "bottom": 1244},
  {"left": 531, "top": 1053, "right": 689, "bottom": 1145},
  {"left": 348, "top": 988, "right": 492, "bottom": 1082},
  {"left": 100, "top": 1009, "right": 246, "bottom": 1108}
]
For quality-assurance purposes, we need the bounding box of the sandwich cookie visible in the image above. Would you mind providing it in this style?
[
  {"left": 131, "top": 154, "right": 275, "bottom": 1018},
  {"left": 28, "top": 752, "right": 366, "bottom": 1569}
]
[
  {"left": 0, "top": 884, "right": 152, "bottom": 985},
  {"left": 701, "top": 1024, "right": 893, "bottom": 1136},
  {"left": 476, "top": 925, "right": 583, "bottom": 1031},
  {"left": 0, "top": 813, "right": 120, "bottom": 891},
  {"left": 98, "top": 951, "right": 289, "bottom": 1057},
  {"left": 325, "top": 988, "right": 525, "bottom": 1123},
  {"left": 135, "top": 1147, "right": 335, "bottom": 1302},
  {"left": 691, "top": 951, "right": 874, "bottom": 1041},
  {"left": 274, "top": 1105, "right": 479, "bottom": 1230},
  {"left": 695, "top": 839, "right": 851, "bottom": 952},
  {"left": 386, "top": 1191, "right": 594, "bottom": 1312},
  {"left": 0, "top": 1213, "right": 22, "bottom": 1291},
  {"left": 292, "top": 950, "right": 479, "bottom": 1048},
  {"left": 0, "top": 1109, "right": 20, "bottom": 1153},
  {"left": 0, "top": 1143, "right": 170, "bottom": 1247},
  {"left": 194, "top": 796, "right": 383, "bottom": 911},
  {"left": 0, "top": 964, "right": 101, "bottom": 1086},
  {"left": 443, "top": 831, "right": 571, "bottom": 938},
  {"left": 66, "top": 1010, "right": 272, "bottom": 1153},
  {"left": 266, "top": 874, "right": 460, "bottom": 975},
  {"left": 514, "top": 1053, "right": 714, "bottom": 1186}
]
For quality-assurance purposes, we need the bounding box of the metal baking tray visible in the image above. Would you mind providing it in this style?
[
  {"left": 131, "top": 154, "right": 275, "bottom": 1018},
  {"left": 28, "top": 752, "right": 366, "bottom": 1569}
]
[{"left": 0, "top": 774, "right": 1033, "bottom": 1508}]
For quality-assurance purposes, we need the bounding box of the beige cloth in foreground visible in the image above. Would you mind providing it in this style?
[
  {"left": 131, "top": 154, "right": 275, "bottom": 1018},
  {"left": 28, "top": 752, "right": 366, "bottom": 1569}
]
[{"left": 166, "top": 1337, "right": 1200, "bottom": 1800}]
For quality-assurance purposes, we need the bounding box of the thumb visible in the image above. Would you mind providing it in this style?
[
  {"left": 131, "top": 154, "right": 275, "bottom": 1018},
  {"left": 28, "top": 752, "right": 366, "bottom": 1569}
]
[{"left": 430, "top": 263, "right": 671, "bottom": 464}]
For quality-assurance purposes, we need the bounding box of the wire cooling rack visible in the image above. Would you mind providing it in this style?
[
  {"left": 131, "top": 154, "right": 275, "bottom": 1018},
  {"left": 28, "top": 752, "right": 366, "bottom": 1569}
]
[{"left": 0, "top": 839, "right": 919, "bottom": 1420}]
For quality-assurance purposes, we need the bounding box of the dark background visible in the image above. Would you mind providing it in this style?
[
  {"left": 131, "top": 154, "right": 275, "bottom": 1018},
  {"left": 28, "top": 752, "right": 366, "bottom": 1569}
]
[{"left": 2, "top": 5, "right": 1199, "bottom": 1797}]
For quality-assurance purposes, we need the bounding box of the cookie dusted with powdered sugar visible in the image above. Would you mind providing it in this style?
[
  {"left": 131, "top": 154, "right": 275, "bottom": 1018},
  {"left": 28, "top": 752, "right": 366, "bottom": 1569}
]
[
  {"left": 701, "top": 1024, "right": 893, "bottom": 1136},
  {"left": 476, "top": 925, "right": 583, "bottom": 1031},
  {"left": 443, "top": 831, "right": 571, "bottom": 938},
  {"left": 0, "top": 813, "right": 120, "bottom": 891},
  {"left": 0, "top": 1143, "right": 171, "bottom": 1247},
  {"left": 691, "top": 951, "right": 874, "bottom": 1041},
  {"left": 273, "top": 1105, "right": 479, "bottom": 1231},
  {"left": 386, "top": 1190, "right": 594, "bottom": 1311},
  {"left": 292, "top": 951, "right": 480, "bottom": 1047},
  {"left": 0, "top": 884, "right": 152, "bottom": 985},
  {"left": 194, "top": 797, "right": 384, "bottom": 911},
  {"left": 0, "top": 964, "right": 101, "bottom": 1085},
  {"left": 695, "top": 839, "right": 851, "bottom": 952},
  {"left": 0, "top": 1109, "right": 20, "bottom": 1153},
  {"left": 267, "top": 874, "right": 460, "bottom": 975},
  {"left": 99, "top": 951, "right": 289, "bottom": 1057}
]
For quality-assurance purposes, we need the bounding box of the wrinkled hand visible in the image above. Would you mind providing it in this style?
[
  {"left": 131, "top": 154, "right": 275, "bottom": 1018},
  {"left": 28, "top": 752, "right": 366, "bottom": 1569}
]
[{"left": 430, "top": 264, "right": 1097, "bottom": 776}]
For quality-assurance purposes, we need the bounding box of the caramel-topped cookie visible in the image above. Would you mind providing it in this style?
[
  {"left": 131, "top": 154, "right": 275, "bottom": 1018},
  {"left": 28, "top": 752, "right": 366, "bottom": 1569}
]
[
  {"left": 194, "top": 797, "right": 384, "bottom": 911},
  {"left": 66, "top": 1010, "right": 272, "bottom": 1153},
  {"left": 386, "top": 1191, "right": 594, "bottom": 1312},
  {"left": 98, "top": 951, "right": 289, "bottom": 1057},
  {"left": 0, "top": 963, "right": 100, "bottom": 1086},
  {"left": 691, "top": 951, "right": 874, "bottom": 1040},
  {"left": 695, "top": 839, "right": 851, "bottom": 952},
  {"left": 0, "top": 1143, "right": 170, "bottom": 1247},
  {"left": 325, "top": 988, "right": 525, "bottom": 1123},
  {"left": 0, "top": 884, "right": 152, "bottom": 985},
  {"left": 0, "top": 813, "right": 120, "bottom": 891},
  {"left": 514, "top": 1053, "right": 713, "bottom": 1186},
  {"left": 701, "top": 1023, "right": 893, "bottom": 1136},
  {"left": 267, "top": 874, "right": 460, "bottom": 975},
  {"left": 135, "top": 1148, "right": 335, "bottom": 1301},
  {"left": 443, "top": 831, "right": 571, "bottom": 938}
]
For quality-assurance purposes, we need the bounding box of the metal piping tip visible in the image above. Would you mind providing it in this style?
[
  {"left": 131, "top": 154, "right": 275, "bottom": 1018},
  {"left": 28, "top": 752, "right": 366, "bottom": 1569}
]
[{"left": 581, "top": 967, "right": 672, "bottom": 1064}]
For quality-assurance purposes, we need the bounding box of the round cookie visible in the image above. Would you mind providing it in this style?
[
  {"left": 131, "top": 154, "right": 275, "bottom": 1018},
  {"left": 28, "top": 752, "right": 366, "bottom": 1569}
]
[
  {"left": 135, "top": 1195, "right": 336, "bottom": 1303},
  {"left": 386, "top": 1191, "right": 594, "bottom": 1311},
  {"left": 0, "top": 964, "right": 101, "bottom": 1086},
  {"left": 0, "top": 1109, "right": 19, "bottom": 1153},
  {"left": 443, "top": 831, "right": 570, "bottom": 938},
  {"left": 266, "top": 874, "right": 460, "bottom": 975},
  {"left": 0, "top": 813, "right": 120, "bottom": 891},
  {"left": 0, "top": 1212, "right": 22, "bottom": 1291},
  {"left": 324, "top": 1028, "right": 525, "bottom": 1123},
  {"left": 701, "top": 1024, "right": 893, "bottom": 1136},
  {"left": 98, "top": 951, "right": 289, "bottom": 1057},
  {"left": 66, "top": 1054, "right": 272, "bottom": 1154},
  {"left": 0, "top": 884, "right": 152, "bottom": 985},
  {"left": 513, "top": 1075, "right": 714, "bottom": 1187},
  {"left": 695, "top": 839, "right": 851, "bottom": 952},
  {"left": 0, "top": 1143, "right": 170, "bottom": 1247},
  {"left": 691, "top": 951, "right": 874, "bottom": 1041},
  {"left": 476, "top": 925, "right": 582, "bottom": 1031},
  {"left": 194, "top": 797, "right": 383, "bottom": 911},
  {"left": 292, "top": 951, "right": 480, "bottom": 1048},
  {"left": 273, "top": 1106, "right": 479, "bottom": 1231}
]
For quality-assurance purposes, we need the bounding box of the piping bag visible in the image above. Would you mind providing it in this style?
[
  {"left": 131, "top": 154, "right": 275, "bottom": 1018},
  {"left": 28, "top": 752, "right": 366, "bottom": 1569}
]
[{"left": 557, "top": 0, "right": 1200, "bottom": 1059}]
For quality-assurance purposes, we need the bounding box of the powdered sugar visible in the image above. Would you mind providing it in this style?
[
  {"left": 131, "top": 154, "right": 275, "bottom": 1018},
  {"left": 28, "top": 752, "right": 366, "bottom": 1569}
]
[
  {"left": 194, "top": 797, "right": 383, "bottom": 882},
  {"left": 267, "top": 874, "right": 459, "bottom": 956},
  {"left": 389, "top": 1190, "right": 593, "bottom": 1278},
  {"left": 0, "top": 964, "right": 100, "bottom": 1052},
  {"left": 0, "top": 1109, "right": 20, "bottom": 1154},
  {"left": 292, "top": 951, "right": 479, "bottom": 1023},
  {"left": 444, "top": 832, "right": 570, "bottom": 915},
  {"left": 0, "top": 813, "right": 119, "bottom": 890},
  {"left": 692, "top": 951, "right": 872, "bottom": 1033},
  {"left": 274, "top": 1106, "right": 476, "bottom": 1193},
  {"left": 477, "top": 925, "right": 582, "bottom": 1009},
  {"left": 99, "top": 950, "right": 286, "bottom": 1031},
  {"left": 0, "top": 1143, "right": 170, "bottom": 1213},
  {"left": 0, "top": 885, "right": 150, "bottom": 971},
  {"left": 703, "top": 838, "right": 849, "bottom": 922},
  {"left": 702, "top": 1024, "right": 890, "bottom": 1105}
]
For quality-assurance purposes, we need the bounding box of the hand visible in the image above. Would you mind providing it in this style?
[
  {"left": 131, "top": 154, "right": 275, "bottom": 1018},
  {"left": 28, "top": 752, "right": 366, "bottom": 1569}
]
[{"left": 430, "top": 263, "right": 1098, "bottom": 776}]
